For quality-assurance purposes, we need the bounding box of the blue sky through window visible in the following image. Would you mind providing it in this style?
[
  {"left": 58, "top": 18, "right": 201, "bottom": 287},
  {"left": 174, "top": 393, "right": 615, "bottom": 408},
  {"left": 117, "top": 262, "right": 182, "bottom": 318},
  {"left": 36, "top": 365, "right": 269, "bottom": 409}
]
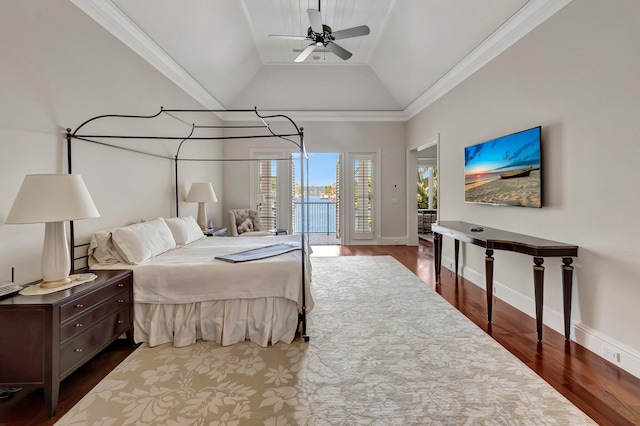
[{"left": 293, "top": 152, "right": 339, "bottom": 186}]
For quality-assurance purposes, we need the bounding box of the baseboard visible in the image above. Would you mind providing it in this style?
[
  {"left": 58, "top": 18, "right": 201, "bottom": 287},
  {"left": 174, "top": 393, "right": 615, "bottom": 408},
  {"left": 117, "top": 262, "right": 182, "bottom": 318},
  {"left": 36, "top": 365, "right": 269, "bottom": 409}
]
[
  {"left": 345, "top": 238, "right": 405, "bottom": 246},
  {"left": 442, "top": 255, "right": 640, "bottom": 379},
  {"left": 380, "top": 237, "right": 408, "bottom": 245},
  {"left": 574, "top": 323, "right": 640, "bottom": 379}
]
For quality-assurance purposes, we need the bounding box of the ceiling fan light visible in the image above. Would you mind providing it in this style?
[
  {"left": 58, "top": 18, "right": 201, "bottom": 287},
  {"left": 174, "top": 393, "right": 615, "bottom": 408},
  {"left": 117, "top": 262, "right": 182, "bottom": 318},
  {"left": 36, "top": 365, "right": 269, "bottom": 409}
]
[{"left": 315, "top": 41, "right": 323, "bottom": 46}]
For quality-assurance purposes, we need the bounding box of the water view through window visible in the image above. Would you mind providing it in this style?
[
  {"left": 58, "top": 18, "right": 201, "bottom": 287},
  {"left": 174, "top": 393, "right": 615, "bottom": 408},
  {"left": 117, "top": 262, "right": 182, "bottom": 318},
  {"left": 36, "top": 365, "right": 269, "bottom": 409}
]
[
  {"left": 294, "top": 195, "right": 337, "bottom": 234},
  {"left": 293, "top": 153, "right": 339, "bottom": 235}
]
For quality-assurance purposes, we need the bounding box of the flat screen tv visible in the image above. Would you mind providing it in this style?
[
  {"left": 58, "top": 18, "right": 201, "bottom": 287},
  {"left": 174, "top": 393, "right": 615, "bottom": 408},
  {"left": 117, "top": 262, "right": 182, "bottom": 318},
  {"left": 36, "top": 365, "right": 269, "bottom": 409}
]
[{"left": 464, "top": 126, "right": 542, "bottom": 208}]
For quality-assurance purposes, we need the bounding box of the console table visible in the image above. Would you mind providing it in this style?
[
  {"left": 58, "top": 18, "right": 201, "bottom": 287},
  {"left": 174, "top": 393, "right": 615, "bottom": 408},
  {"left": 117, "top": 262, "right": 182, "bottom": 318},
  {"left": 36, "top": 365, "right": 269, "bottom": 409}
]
[{"left": 432, "top": 221, "right": 578, "bottom": 341}]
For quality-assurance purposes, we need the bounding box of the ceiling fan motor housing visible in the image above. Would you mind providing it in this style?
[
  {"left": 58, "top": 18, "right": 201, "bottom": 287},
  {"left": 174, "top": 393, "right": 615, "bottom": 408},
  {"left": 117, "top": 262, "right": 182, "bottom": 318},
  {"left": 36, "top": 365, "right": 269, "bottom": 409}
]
[{"left": 307, "top": 24, "right": 333, "bottom": 45}]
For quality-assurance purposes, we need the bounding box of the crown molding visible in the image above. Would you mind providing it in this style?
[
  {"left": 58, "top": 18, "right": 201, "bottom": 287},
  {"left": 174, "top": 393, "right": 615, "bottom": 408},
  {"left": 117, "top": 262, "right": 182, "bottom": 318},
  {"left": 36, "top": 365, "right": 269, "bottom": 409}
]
[
  {"left": 72, "top": 0, "right": 572, "bottom": 123},
  {"left": 71, "top": 0, "right": 226, "bottom": 115},
  {"left": 219, "top": 109, "right": 406, "bottom": 122},
  {"left": 403, "top": 0, "right": 573, "bottom": 120}
]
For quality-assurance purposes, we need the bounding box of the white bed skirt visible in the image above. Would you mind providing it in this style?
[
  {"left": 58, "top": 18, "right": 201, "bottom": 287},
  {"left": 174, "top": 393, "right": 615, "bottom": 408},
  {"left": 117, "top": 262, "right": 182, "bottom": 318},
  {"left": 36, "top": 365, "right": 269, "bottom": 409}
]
[{"left": 134, "top": 297, "right": 300, "bottom": 348}]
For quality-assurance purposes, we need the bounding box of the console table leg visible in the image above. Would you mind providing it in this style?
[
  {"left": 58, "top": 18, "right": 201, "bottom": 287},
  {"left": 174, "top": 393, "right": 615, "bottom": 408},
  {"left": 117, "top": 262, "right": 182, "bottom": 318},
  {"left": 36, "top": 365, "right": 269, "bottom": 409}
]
[
  {"left": 454, "top": 239, "right": 460, "bottom": 281},
  {"left": 434, "top": 233, "right": 442, "bottom": 284},
  {"left": 533, "top": 257, "right": 545, "bottom": 342},
  {"left": 562, "top": 257, "right": 574, "bottom": 340},
  {"left": 485, "top": 249, "right": 494, "bottom": 322}
]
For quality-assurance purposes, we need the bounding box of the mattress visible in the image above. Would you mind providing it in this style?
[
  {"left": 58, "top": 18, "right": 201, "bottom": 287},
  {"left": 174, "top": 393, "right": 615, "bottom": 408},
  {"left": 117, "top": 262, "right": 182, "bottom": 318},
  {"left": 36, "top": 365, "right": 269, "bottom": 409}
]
[{"left": 91, "top": 234, "right": 313, "bottom": 347}]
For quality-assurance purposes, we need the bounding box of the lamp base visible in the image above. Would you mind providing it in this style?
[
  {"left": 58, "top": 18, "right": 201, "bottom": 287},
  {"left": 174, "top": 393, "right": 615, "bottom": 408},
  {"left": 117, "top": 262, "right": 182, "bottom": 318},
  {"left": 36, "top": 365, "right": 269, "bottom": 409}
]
[
  {"left": 40, "top": 277, "right": 72, "bottom": 289},
  {"left": 196, "top": 202, "right": 208, "bottom": 230}
]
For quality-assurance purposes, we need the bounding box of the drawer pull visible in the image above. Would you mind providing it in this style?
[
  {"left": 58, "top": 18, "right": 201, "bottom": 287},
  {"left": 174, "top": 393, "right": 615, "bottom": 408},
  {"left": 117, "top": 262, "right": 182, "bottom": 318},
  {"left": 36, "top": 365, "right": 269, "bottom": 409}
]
[
  {"left": 117, "top": 320, "right": 124, "bottom": 324},
  {"left": 75, "top": 323, "right": 83, "bottom": 328},
  {"left": 75, "top": 304, "right": 84, "bottom": 308},
  {"left": 117, "top": 299, "right": 125, "bottom": 303},
  {"left": 74, "top": 348, "right": 83, "bottom": 353},
  {"left": 117, "top": 283, "right": 124, "bottom": 287}
]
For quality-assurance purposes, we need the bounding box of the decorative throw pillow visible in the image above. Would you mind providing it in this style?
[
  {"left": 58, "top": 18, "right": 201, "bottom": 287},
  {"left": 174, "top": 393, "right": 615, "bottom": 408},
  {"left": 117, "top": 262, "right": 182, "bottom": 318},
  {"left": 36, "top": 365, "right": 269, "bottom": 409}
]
[
  {"left": 237, "top": 218, "right": 253, "bottom": 234},
  {"left": 163, "top": 216, "right": 204, "bottom": 245},
  {"left": 248, "top": 211, "right": 263, "bottom": 231}
]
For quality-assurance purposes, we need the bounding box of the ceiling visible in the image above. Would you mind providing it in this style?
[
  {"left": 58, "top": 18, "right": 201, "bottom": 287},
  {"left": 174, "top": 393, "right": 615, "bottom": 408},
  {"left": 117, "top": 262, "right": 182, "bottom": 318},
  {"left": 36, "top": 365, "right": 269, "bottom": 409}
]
[{"left": 72, "top": 0, "right": 571, "bottom": 120}]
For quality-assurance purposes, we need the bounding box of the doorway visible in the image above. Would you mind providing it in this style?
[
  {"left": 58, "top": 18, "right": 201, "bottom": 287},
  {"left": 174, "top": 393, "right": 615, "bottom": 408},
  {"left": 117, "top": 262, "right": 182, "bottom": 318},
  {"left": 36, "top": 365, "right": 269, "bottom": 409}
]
[
  {"left": 407, "top": 134, "right": 439, "bottom": 246},
  {"left": 292, "top": 152, "right": 341, "bottom": 245}
]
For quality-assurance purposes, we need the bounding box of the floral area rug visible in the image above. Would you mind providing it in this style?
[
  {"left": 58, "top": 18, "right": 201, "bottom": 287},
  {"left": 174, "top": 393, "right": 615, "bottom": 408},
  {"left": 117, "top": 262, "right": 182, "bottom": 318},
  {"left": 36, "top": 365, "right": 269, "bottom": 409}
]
[{"left": 56, "top": 256, "right": 595, "bottom": 425}]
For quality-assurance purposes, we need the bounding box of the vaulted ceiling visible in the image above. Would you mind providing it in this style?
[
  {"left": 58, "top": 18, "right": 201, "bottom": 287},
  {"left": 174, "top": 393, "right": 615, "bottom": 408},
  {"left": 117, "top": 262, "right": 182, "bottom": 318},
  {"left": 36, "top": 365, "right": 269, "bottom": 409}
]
[{"left": 72, "top": 0, "right": 571, "bottom": 120}]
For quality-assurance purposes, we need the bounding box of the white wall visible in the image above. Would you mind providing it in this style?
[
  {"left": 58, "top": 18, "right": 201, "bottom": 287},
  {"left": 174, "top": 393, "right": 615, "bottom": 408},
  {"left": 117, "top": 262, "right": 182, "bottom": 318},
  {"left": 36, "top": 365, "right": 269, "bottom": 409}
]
[
  {"left": 407, "top": 0, "right": 640, "bottom": 376},
  {"left": 0, "top": 0, "right": 222, "bottom": 283},
  {"left": 222, "top": 120, "right": 407, "bottom": 243}
]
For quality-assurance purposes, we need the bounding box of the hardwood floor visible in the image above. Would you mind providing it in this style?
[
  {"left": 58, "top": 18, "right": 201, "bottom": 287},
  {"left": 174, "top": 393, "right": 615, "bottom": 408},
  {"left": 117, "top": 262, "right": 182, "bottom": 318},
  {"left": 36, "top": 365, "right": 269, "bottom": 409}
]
[
  {"left": 0, "top": 338, "right": 137, "bottom": 426},
  {"left": 1, "top": 242, "right": 639, "bottom": 425}
]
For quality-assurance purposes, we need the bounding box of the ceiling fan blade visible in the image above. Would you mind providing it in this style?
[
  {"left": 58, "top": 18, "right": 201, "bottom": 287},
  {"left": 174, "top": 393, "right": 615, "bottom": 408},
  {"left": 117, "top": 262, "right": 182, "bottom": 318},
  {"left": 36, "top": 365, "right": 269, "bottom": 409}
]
[
  {"left": 295, "top": 44, "right": 317, "bottom": 62},
  {"left": 307, "top": 9, "right": 323, "bottom": 34},
  {"left": 293, "top": 48, "right": 329, "bottom": 53},
  {"left": 331, "top": 25, "right": 370, "bottom": 40},
  {"left": 325, "top": 41, "right": 352, "bottom": 60},
  {"left": 269, "top": 34, "right": 308, "bottom": 40}
]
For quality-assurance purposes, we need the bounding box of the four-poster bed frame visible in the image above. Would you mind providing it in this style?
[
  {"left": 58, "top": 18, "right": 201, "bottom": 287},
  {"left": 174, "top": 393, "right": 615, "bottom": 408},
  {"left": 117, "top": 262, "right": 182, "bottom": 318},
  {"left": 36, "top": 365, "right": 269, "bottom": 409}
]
[{"left": 65, "top": 107, "right": 310, "bottom": 342}]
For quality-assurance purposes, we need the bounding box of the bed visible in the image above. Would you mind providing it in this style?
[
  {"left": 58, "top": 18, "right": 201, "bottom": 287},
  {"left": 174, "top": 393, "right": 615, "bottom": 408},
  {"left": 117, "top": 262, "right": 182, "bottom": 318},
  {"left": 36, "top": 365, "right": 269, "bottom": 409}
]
[
  {"left": 66, "top": 107, "right": 312, "bottom": 347},
  {"left": 87, "top": 216, "right": 312, "bottom": 348}
]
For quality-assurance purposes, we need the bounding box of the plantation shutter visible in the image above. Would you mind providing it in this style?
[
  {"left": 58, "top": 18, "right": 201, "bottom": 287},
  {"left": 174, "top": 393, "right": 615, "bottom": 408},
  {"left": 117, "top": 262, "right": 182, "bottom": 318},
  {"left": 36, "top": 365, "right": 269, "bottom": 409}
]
[
  {"left": 335, "top": 154, "right": 341, "bottom": 239},
  {"left": 352, "top": 154, "right": 374, "bottom": 240},
  {"left": 258, "top": 159, "right": 277, "bottom": 230}
]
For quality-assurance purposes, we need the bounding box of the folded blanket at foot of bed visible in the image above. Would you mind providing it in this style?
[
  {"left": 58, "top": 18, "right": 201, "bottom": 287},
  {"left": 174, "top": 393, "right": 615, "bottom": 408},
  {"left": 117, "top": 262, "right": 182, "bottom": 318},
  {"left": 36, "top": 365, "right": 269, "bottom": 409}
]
[{"left": 215, "top": 243, "right": 301, "bottom": 263}]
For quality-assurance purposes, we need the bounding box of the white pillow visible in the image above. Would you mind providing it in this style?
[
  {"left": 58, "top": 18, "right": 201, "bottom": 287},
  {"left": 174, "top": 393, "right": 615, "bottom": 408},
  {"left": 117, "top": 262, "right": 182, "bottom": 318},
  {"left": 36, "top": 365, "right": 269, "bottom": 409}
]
[
  {"left": 88, "top": 229, "right": 125, "bottom": 266},
  {"left": 111, "top": 218, "right": 176, "bottom": 264},
  {"left": 163, "top": 216, "right": 204, "bottom": 245}
]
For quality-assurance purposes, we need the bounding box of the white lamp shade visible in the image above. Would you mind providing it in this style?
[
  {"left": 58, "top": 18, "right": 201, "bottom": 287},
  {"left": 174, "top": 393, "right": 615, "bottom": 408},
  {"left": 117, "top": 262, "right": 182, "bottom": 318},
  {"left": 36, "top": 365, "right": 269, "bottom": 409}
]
[
  {"left": 6, "top": 174, "right": 100, "bottom": 224},
  {"left": 255, "top": 193, "right": 266, "bottom": 205},
  {"left": 6, "top": 174, "right": 99, "bottom": 287},
  {"left": 185, "top": 183, "right": 217, "bottom": 203}
]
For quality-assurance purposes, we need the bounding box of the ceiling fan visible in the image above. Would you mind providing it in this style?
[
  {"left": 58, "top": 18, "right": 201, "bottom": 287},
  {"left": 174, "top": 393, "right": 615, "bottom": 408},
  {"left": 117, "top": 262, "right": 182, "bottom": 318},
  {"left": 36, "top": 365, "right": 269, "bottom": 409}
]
[{"left": 268, "top": 1, "right": 370, "bottom": 63}]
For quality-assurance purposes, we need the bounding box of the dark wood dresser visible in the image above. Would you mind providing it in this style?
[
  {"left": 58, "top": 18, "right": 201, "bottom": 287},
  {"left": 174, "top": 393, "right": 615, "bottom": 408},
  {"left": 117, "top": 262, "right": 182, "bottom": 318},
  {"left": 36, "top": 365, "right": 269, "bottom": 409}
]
[{"left": 0, "top": 269, "right": 133, "bottom": 418}]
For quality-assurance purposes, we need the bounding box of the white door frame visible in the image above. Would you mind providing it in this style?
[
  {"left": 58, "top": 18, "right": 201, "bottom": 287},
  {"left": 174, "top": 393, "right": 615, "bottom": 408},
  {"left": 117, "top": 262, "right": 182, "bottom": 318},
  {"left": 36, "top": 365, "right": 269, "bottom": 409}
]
[
  {"left": 344, "top": 149, "right": 381, "bottom": 245},
  {"left": 249, "top": 148, "right": 292, "bottom": 231},
  {"left": 406, "top": 134, "right": 439, "bottom": 246}
]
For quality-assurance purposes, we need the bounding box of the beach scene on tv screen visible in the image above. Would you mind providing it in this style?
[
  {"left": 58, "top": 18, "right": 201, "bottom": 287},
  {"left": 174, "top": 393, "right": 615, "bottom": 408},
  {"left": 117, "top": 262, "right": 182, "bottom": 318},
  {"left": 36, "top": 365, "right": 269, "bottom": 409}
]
[{"left": 464, "top": 127, "right": 541, "bottom": 207}]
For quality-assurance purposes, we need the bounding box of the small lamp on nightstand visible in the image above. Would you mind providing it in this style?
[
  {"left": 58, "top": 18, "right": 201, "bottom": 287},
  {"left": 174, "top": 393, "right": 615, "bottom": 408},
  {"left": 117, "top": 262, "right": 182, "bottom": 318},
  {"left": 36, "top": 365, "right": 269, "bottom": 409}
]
[
  {"left": 185, "top": 182, "right": 217, "bottom": 230},
  {"left": 6, "top": 174, "right": 100, "bottom": 288}
]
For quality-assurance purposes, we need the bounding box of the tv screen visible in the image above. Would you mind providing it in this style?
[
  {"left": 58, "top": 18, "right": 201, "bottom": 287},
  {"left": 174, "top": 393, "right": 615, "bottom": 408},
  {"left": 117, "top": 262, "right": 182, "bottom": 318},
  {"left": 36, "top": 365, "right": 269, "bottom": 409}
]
[{"left": 464, "top": 126, "right": 542, "bottom": 207}]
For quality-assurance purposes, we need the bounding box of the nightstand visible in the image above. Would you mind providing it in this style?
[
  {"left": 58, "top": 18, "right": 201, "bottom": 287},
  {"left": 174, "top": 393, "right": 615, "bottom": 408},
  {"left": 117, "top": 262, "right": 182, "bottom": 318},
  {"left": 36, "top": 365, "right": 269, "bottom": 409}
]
[
  {"left": 204, "top": 227, "right": 227, "bottom": 237},
  {"left": 0, "top": 269, "right": 133, "bottom": 418}
]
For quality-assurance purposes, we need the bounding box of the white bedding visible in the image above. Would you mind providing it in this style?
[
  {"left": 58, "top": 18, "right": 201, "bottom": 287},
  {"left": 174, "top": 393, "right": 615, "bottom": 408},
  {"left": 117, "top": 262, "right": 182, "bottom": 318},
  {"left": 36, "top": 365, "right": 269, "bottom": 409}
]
[{"left": 91, "top": 234, "right": 313, "bottom": 347}]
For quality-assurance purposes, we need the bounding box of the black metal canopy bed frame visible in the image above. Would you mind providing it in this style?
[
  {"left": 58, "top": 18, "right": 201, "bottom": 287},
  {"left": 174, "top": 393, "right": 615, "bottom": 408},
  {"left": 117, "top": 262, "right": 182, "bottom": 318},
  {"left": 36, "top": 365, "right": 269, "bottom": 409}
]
[{"left": 65, "top": 107, "right": 310, "bottom": 343}]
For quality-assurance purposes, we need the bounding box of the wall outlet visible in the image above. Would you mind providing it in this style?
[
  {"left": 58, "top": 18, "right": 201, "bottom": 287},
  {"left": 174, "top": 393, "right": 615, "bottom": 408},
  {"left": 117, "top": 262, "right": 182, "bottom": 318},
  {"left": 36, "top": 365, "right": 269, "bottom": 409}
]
[{"left": 602, "top": 346, "right": 620, "bottom": 363}]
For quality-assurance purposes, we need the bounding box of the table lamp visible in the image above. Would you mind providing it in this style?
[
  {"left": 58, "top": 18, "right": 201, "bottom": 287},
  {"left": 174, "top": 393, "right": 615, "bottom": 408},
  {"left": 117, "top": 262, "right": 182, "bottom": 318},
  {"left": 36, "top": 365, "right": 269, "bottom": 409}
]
[
  {"left": 185, "top": 182, "right": 217, "bottom": 230},
  {"left": 6, "top": 174, "right": 100, "bottom": 288}
]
